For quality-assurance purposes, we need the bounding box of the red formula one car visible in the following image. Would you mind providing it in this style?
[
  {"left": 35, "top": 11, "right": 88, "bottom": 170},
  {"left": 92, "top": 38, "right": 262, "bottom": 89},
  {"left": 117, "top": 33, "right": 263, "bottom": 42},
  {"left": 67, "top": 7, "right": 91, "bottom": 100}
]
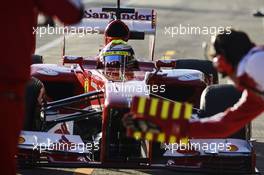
[{"left": 18, "top": 1, "right": 258, "bottom": 174}]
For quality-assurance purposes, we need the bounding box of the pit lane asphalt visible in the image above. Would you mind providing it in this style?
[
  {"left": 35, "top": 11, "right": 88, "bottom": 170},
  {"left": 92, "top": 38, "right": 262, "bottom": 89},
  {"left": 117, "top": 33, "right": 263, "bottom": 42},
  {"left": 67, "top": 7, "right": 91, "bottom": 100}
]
[{"left": 19, "top": 0, "right": 264, "bottom": 174}]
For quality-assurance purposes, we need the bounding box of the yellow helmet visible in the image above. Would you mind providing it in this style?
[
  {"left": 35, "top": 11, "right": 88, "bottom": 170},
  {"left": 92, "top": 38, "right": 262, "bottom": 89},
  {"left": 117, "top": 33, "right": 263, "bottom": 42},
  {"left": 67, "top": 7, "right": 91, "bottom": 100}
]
[{"left": 99, "top": 40, "right": 136, "bottom": 68}]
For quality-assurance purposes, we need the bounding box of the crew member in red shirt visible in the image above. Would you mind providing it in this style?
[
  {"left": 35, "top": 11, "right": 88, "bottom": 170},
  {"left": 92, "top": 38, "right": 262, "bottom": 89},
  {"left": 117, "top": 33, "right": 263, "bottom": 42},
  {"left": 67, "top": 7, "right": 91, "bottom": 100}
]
[
  {"left": 188, "top": 29, "right": 264, "bottom": 138},
  {"left": 1, "top": 1, "right": 83, "bottom": 174},
  {"left": 124, "top": 29, "right": 264, "bottom": 139}
]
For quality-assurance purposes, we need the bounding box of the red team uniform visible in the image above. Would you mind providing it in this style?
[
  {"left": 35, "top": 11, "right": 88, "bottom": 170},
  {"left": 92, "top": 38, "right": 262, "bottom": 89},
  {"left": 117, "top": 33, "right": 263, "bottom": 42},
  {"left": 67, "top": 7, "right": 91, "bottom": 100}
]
[
  {"left": 1, "top": 0, "right": 83, "bottom": 174},
  {"left": 189, "top": 46, "right": 264, "bottom": 138}
]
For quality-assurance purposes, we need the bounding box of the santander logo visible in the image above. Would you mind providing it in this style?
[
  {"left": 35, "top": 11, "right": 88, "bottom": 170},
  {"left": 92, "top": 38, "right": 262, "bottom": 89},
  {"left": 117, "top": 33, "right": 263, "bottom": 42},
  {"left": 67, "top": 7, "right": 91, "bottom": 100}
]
[{"left": 84, "top": 9, "right": 154, "bottom": 21}]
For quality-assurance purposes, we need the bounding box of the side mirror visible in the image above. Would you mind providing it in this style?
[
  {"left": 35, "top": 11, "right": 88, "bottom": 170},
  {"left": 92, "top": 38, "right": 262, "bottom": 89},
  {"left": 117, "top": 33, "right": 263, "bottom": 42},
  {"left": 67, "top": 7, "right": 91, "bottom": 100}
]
[
  {"left": 155, "top": 59, "right": 176, "bottom": 69},
  {"left": 63, "top": 56, "right": 84, "bottom": 65}
]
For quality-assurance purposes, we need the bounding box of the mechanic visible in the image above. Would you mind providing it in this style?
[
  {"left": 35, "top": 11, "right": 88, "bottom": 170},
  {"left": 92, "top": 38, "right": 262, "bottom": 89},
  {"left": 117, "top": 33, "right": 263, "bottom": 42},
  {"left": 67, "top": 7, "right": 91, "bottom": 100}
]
[
  {"left": 123, "top": 29, "right": 264, "bottom": 139},
  {"left": 1, "top": 1, "right": 83, "bottom": 174},
  {"left": 183, "top": 29, "right": 264, "bottom": 138}
]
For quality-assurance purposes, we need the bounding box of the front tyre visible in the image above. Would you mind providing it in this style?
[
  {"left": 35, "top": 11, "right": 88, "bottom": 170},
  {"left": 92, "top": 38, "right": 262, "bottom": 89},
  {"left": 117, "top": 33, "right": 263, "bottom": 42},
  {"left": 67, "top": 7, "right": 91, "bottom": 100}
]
[
  {"left": 199, "top": 84, "right": 251, "bottom": 140},
  {"left": 23, "top": 77, "right": 44, "bottom": 131}
]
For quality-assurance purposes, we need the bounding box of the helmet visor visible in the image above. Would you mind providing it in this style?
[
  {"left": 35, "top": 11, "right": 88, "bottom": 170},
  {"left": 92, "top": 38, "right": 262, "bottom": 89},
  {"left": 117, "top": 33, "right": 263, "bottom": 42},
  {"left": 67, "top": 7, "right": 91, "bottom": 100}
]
[
  {"left": 104, "top": 55, "right": 124, "bottom": 68},
  {"left": 103, "top": 51, "right": 131, "bottom": 68}
]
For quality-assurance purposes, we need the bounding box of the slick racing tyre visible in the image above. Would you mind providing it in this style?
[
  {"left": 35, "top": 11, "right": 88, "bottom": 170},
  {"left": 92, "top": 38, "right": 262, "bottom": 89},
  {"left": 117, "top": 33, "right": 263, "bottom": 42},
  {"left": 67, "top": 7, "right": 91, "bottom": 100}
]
[
  {"left": 32, "top": 54, "right": 43, "bottom": 64},
  {"left": 175, "top": 59, "right": 218, "bottom": 84},
  {"left": 23, "top": 77, "right": 44, "bottom": 131},
  {"left": 199, "top": 84, "right": 251, "bottom": 140}
]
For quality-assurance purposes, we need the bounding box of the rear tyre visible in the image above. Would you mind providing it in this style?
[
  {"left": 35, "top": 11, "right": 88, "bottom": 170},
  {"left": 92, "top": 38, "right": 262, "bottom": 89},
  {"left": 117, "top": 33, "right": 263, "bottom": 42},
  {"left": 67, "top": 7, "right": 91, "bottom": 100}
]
[
  {"left": 199, "top": 84, "right": 251, "bottom": 140},
  {"left": 23, "top": 77, "right": 44, "bottom": 131}
]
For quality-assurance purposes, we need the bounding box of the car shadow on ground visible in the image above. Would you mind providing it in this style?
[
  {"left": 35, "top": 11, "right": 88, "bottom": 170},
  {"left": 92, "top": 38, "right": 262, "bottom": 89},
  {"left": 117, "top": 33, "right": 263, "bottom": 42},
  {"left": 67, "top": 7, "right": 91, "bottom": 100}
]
[{"left": 17, "top": 168, "right": 73, "bottom": 175}]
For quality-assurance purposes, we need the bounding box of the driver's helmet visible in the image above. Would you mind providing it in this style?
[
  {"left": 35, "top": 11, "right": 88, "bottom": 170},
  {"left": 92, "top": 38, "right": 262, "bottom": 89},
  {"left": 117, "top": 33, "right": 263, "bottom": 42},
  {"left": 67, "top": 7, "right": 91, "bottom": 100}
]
[{"left": 99, "top": 40, "right": 136, "bottom": 68}]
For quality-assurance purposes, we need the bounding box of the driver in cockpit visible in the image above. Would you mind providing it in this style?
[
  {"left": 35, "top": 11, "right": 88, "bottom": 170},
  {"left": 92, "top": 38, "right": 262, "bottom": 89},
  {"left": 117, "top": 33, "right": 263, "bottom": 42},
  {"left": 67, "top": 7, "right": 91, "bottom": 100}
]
[{"left": 98, "top": 39, "right": 138, "bottom": 69}]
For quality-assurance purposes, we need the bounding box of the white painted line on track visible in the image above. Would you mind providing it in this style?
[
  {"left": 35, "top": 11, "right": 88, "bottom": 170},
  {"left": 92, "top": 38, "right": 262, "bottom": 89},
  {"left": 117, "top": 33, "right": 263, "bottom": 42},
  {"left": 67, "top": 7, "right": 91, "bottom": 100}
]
[
  {"left": 35, "top": 35, "right": 64, "bottom": 54},
  {"left": 83, "top": 0, "right": 97, "bottom": 4},
  {"left": 35, "top": 0, "right": 96, "bottom": 54}
]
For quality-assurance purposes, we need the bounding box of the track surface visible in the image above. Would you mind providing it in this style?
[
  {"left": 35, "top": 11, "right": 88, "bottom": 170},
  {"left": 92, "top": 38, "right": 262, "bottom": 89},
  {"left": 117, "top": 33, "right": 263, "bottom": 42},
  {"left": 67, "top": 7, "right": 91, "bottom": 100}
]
[{"left": 18, "top": 0, "right": 264, "bottom": 174}]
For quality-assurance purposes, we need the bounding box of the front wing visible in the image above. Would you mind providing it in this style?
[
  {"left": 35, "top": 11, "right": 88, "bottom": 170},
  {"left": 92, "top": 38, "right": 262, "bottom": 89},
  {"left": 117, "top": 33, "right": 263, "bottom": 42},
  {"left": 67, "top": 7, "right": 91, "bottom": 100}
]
[{"left": 18, "top": 132, "right": 258, "bottom": 174}]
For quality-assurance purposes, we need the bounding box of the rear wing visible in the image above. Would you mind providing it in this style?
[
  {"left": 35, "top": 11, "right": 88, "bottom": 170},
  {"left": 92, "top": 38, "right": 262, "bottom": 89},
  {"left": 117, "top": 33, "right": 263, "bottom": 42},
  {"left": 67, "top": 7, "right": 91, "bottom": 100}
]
[
  {"left": 64, "top": 8, "right": 157, "bottom": 60},
  {"left": 71, "top": 8, "right": 157, "bottom": 35}
]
